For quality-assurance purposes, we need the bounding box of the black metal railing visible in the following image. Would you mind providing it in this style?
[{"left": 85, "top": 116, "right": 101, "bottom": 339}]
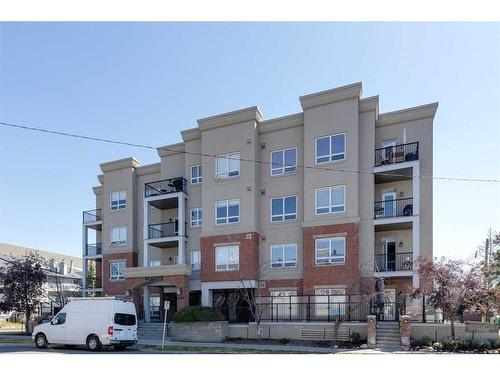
[
  {"left": 83, "top": 209, "right": 102, "bottom": 223},
  {"left": 374, "top": 252, "right": 413, "bottom": 272},
  {"left": 145, "top": 177, "right": 187, "bottom": 197},
  {"left": 148, "top": 221, "right": 187, "bottom": 239},
  {"left": 85, "top": 243, "right": 102, "bottom": 256},
  {"left": 85, "top": 277, "right": 102, "bottom": 289},
  {"left": 374, "top": 142, "right": 419, "bottom": 167},
  {"left": 374, "top": 197, "right": 413, "bottom": 219},
  {"left": 370, "top": 302, "right": 406, "bottom": 321}
]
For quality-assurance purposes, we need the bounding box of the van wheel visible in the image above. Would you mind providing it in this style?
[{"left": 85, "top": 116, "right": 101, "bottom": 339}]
[
  {"left": 35, "top": 333, "right": 48, "bottom": 349},
  {"left": 86, "top": 335, "right": 101, "bottom": 351}
]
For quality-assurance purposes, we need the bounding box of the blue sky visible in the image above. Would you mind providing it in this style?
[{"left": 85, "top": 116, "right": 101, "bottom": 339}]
[{"left": 0, "top": 22, "right": 499, "bottom": 259}]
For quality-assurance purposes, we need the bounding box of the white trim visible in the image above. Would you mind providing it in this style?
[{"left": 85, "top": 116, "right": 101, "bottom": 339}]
[
  {"left": 109, "top": 225, "right": 127, "bottom": 246},
  {"left": 315, "top": 185, "right": 346, "bottom": 215},
  {"left": 190, "top": 207, "right": 203, "bottom": 227},
  {"left": 215, "top": 198, "right": 240, "bottom": 225},
  {"left": 270, "top": 146, "right": 298, "bottom": 176},
  {"left": 270, "top": 243, "right": 298, "bottom": 269},
  {"left": 109, "top": 260, "right": 126, "bottom": 281},
  {"left": 190, "top": 164, "right": 203, "bottom": 184},
  {"left": 110, "top": 190, "right": 127, "bottom": 212},
  {"left": 315, "top": 132, "right": 346, "bottom": 165},
  {"left": 215, "top": 245, "right": 240, "bottom": 271},
  {"left": 270, "top": 195, "right": 298, "bottom": 223},
  {"left": 315, "top": 236, "right": 346, "bottom": 265},
  {"left": 215, "top": 151, "right": 240, "bottom": 179}
]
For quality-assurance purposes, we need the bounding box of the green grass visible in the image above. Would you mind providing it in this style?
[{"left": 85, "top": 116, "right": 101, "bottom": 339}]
[
  {"left": 0, "top": 321, "right": 23, "bottom": 329},
  {"left": 138, "top": 344, "right": 319, "bottom": 354},
  {"left": 0, "top": 338, "right": 32, "bottom": 344}
]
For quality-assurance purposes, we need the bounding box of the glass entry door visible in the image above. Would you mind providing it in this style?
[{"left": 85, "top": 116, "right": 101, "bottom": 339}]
[{"left": 382, "top": 192, "right": 397, "bottom": 218}]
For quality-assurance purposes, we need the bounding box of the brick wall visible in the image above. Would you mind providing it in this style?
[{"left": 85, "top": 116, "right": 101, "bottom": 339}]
[
  {"left": 200, "top": 232, "right": 259, "bottom": 282},
  {"left": 102, "top": 252, "right": 136, "bottom": 296},
  {"left": 258, "top": 279, "right": 303, "bottom": 295},
  {"left": 302, "top": 222, "right": 360, "bottom": 294},
  {"left": 385, "top": 277, "right": 412, "bottom": 303}
]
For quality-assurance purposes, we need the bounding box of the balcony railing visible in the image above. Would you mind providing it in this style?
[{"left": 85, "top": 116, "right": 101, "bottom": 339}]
[
  {"left": 145, "top": 177, "right": 187, "bottom": 198},
  {"left": 374, "top": 197, "right": 413, "bottom": 219},
  {"left": 374, "top": 142, "right": 419, "bottom": 167},
  {"left": 83, "top": 209, "right": 102, "bottom": 224},
  {"left": 374, "top": 252, "right": 413, "bottom": 272},
  {"left": 84, "top": 277, "right": 102, "bottom": 289},
  {"left": 85, "top": 243, "right": 102, "bottom": 256},
  {"left": 148, "top": 221, "right": 188, "bottom": 239}
]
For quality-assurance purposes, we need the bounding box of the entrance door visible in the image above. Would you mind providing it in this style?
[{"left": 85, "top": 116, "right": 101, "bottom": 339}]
[
  {"left": 149, "top": 296, "right": 160, "bottom": 321},
  {"left": 386, "top": 241, "right": 396, "bottom": 271},
  {"left": 382, "top": 192, "right": 397, "bottom": 218},
  {"left": 163, "top": 293, "right": 177, "bottom": 322},
  {"left": 384, "top": 289, "right": 397, "bottom": 320}
]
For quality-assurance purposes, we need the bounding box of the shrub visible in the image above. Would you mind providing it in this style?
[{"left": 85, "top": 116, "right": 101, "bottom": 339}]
[
  {"left": 350, "top": 331, "right": 361, "bottom": 344},
  {"left": 420, "top": 335, "right": 433, "bottom": 346},
  {"left": 173, "top": 306, "right": 225, "bottom": 323},
  {"left": 278, "top": 338, "right": 290, "bottom": 345}
]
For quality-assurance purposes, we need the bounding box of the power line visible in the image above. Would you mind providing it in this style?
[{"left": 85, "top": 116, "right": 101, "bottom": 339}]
[{"left": 1, "top": 120, "right": 500, "bottom": 184}]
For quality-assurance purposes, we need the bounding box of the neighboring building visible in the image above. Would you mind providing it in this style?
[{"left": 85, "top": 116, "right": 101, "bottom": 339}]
[
  {"left": 0, "top": 242, "right": 83, "bottom": 311},
  {"left": 82, "top": 82, "right": 436, "bottom": 322}
]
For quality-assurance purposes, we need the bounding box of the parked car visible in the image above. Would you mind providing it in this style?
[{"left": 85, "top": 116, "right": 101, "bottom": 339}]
[{"left": 32, "top": 297, "right": 137, "bottom": 351}]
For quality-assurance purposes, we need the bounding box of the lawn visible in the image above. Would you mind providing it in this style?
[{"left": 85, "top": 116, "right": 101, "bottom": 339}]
[
  {"left": 0, "top": 321, "right": 23, "bottom": 329},
  {"left": 138, "top": 344, "right": 319, "bottom": 354}
]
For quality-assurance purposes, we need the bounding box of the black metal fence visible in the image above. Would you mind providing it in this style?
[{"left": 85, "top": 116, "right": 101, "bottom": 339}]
[
  {"left": 148, "top": 221, "right": 187, "bottom": 239},
  {"left": 83, "top": 209, "right": 102, "bottom": 223},
  {"left": 374, "top": 197, "right": 413, "bottom": 219},
  {"left": 84, "top": 243, "right": 102, "bottom": 256},
  {"left": 374, "top": 252, "right": 413, "bottom": 272},
  {"left": 145, "top": 177, "right": 187, "bottom": 197},
  {"left": 85, "top": 277, "right": 102, "bottom": 289},
  {"left": 374, "top": 142, "right": 419, "bottom": 167}
]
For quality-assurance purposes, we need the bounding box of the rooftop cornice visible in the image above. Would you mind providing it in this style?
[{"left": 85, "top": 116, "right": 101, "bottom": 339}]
[
  {"left": 92, "top": 186, "right": 102, "bottom": 195},
  {"left": 181, "top": 127, "right": 201, "bottom": 141},
  {"left": 359, "top": 95, "right": 379, "bottom": 116},
  {"left": 136, "top": 162, "right": 161, "bottom": 176},
  {"left": 259, "top": 112, "right": 304, "bottom": 134},
  {"left": 197, "top": 106, "right": 262, "bottom": 131},
  {"left": 157, "top": 142, "right": 185, "bottom": 157},
  {"left": 299, "top": 82, "right": 363, "bottom": 110},
  {"left": 97, "top": 174, "right": 104, "bottom": 184},
  {"left": 377, "top": 102, "right": 439, "bottom": 127},
  {"left": 100, "top": 157, "right": 140, "bottom": 173}
]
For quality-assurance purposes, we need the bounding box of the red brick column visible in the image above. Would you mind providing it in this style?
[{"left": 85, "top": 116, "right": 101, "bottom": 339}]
[
  {"left": 400, "top": 315, "right": 411, "bottom": 350},
  {"left": 367, "top": 315, "right": 377, "bottom": 349}
]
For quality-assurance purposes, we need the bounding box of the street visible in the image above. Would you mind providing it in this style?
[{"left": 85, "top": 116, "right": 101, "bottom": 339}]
[{"left": 0, "top": 342, "right": 168, "bottom": 354}]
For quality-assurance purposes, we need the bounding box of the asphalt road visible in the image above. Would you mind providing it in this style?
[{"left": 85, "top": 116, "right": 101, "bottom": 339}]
[{"left": 0, "top": 342, "right": 167, "bottom": 354}]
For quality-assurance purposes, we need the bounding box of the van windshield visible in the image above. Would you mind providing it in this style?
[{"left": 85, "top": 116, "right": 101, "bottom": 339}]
[{"left": 114, "top": 313, "right": 136, "bottom": 326}]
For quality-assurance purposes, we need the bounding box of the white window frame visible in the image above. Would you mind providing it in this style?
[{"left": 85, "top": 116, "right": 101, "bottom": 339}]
[
  {"left": 315, "top": 237, "right": 346, "bottom": 265},
  {"left": 149, "top": 260, "right": 161, "bottom": 267},
  {"left": 270, "top": 195, "right": 297, "bottom": 222},
  {"left": 215, "top": 199, "right": 240, "bottom": 225},
  {"left": 215, "top": 245, "right": 239, "bottom": 271},
  {"left": 190, "top": 208, "right": 203, "bottom": 227},
  {"left": 270, "top": 243, "right": 297, "bottom": 269},
  {"left": 215, "top": 152, "right": 240, "bottom": 179},
  {"left": 270, "top": 147, "right": 297, "bottom": 176},
  {"left": 191, "top": 165, "right": 202, "bottom": 184},
  {"left": 109, "top": 260, "right": 126, "bottom": 280},
  {"left": 190, "top": 250, "right": 201, "bottom": 271},
  {"left": 315, "top": 133, "right": 346, "bottom": 164},
  {"left": 315, "top": 185, "right": 346, "bottom": 215},
  {"left": 110, "top": 190, "right": 126, "bottom": 211},
  {"left": 110, "top": 226, "right": 127, "bottom": 246}
]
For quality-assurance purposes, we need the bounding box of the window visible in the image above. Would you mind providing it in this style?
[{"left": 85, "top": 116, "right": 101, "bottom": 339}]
[
  {"left": 110, "top": 191, "right": 126, "bottom": 211},
  {"left": 191, "top": 208, "right": 202, "bottom": 227},
  {"left": 149, "top": 260, "right": 161, "bottom": 267},
  {"left": 110, "top": 226, "right": 127, "bottom": 245},
  {"left": 271, "top": 195, "right": 297, "bottom": 222},
  {"left": 53, "top": 312, "right": 66, "bottom": 325},
  {"left": 114, "top": 313, "right": 136, "bottom": 326},
  {"left": 315, "top": 237, "right": 346, "bottom": 265},
  {"left": 215, "top": 152, "right": 240, "bottom": 179},
  {"left": 316, "top": 133, "right": 346, "bottom": 164},
  {"left": 215, "top": 245, "right": 239, "bottom": 271},
  {"left": 190, "top": 250, "right": 201, "bottom": 270},
  {"left": 271, "top": 147, "right": 297, "bottom": 176},
  {"left": 315, "top": 186, "right": 345, "bottom": 215},
  {"left": 314, "top": 288, "right": 347, "bottom": 316},
  {"left": 191, "top": 165, "right": 202, "bottom": 184},
  {"left": 110, "top": 261, "right": 126, "bottom": 280},
  {"left": 215, "top": 199, "right": 240, "bottom": 225},
  {"left": 271, "top": 243, "right": 297, "bottom": 269}
]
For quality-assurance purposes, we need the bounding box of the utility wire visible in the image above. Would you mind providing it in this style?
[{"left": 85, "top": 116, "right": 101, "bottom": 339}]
[{"left": 1, "top": 120, "right": 500, "bottom": 184}]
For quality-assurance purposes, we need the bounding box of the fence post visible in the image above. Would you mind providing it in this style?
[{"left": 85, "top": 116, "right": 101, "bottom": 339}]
[
  {"left": 270, "top": 296, "right": 274, "bottom": 322},
  {"left": 348, "top": 295, "right": 351, "bottom": 322},
  {"left": 289, "top": 295, "right": 292, "bottom": 322},
  {"left": 307, "top": 295, "right": 311, "bottom": 322},
  {"left": 422, "top": 295, "right": 426, "bottom": 323},
  {"left": 327, "top": 294, "right": 331, "bottom": 322}
]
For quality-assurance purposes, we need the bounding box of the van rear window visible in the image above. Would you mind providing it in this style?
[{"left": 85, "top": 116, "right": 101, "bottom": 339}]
[{"left": 114, "top": 313, "right": 136, "bottom": 326}]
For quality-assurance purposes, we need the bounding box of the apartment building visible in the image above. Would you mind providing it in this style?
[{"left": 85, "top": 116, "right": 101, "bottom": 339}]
[{"left": 82, "top": 82, "right": 436, "bottom": 322}]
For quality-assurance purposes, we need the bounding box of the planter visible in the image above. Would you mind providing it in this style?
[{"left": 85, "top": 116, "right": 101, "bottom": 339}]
[{"left": 171, "top": 321, "right": 228, "bottom": 342}]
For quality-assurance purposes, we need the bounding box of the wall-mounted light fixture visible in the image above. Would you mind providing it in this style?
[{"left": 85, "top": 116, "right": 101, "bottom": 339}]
[{"left": 399, "top": 241, "right": 404, "bottom": 248}]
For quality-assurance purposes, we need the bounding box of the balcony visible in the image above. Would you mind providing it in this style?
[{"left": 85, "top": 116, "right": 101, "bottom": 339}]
[
  {"left": 374, "top": 252, "right": 413, "bottom": 272},
  {"left": 84, "top": 243, "right": 102, "bottom": 257},
  {"left": 147, "top": 221, "right": 187, "bottom": 248},
  {"left": 374, "top": 197, "right": 413, "bottom": 219},
  {"left": 374, "top": 142, "right": 419, "bottom": 167},
  {"left": 145, "top": 177, "right": 187, "bottom": 198},
  {"left": 84, "top": 277, "right": 102, "bottom": 289},
  {"left": 83, "top": 209, "right": 102, "bottom": 225}
]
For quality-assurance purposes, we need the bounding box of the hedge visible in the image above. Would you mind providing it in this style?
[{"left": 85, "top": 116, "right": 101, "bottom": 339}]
[{"left": 173, "top": 306, "right": 225, "bottom": 323}]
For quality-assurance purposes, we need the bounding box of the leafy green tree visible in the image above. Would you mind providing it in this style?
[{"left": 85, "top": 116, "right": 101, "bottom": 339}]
[{"left": 0, "top": 253, "right": 46, "bottom": 335}]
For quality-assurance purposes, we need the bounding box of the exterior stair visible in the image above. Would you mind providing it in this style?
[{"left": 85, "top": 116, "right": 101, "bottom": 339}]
[
  {"left": 138, "top": 322, "right": 169, "bottom": 340},
  {"left": 376, "top": 322, "right": 401, "bottom": 351}
]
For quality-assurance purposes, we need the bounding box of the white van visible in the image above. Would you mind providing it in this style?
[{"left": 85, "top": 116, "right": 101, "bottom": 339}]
[{"left": 32, "top": 297, "right": 137, "bottom": 351}]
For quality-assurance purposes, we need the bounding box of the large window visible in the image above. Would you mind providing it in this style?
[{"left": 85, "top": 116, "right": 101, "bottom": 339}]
[
  {"left": 316, "top": 133, "right": 346, "bottom": 164},
  {"left": 190, "top": 250, "right": 201, "bottom": 270},
  {"left": 191, "top": 208, "right": 202, "bottom": 227},
  {"left": 315, "top": 237, "right": 346, "bottom": 265},
  {"left": 215, "top": 245, "right": 239, "bottom": 271},
  {"left": 191, "top": 165, "right": 202, "bottom": 184},
  {"left": 215, "top": 199, "right": 240, "bottom": 225},
  {"left": 110, "top": 191, "right": 126, "bottom": 211},
  {"left": 315, "top": 185, "right": 345, "bottom": 215},
  {"left": 110, "top": 226, "right": 127, "bottom": 245},
  {"left": 271, "top": 147, "right": 297, "bottom": 176},
  {"left": 110, "top": 261, "right": 126, "bottom": 280},
  {"left": 271, "top": 243, "right": 297, "bottom": 269},
  {"left": 215, "top": 152, "right": 240, "bottom": 179},
  {"left": 271, "top": 195, "right": 297, "bottom": 222}
]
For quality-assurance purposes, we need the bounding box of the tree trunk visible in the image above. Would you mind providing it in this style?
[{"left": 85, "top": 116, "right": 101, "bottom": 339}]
[
  {"left": 25, "top": 308, "right": 31, "bottom": 336},
  {"left": 333, "top": 318, "right": 341, "bottom": 346},
  {"left": 450, "top": 318, "right": 455, "bottom": 340}
]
